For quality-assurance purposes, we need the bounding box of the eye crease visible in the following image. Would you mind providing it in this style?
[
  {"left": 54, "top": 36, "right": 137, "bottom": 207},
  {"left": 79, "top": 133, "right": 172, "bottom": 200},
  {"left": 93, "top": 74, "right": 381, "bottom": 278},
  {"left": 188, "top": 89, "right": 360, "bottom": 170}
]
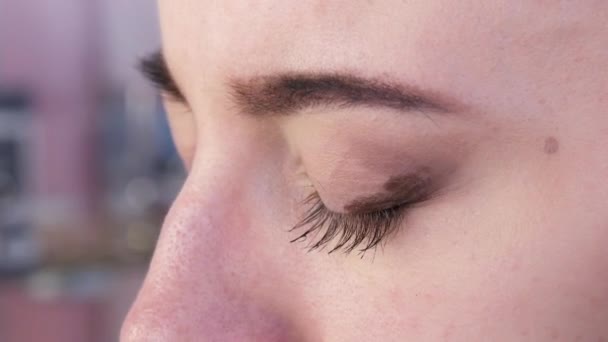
[{"left": 291, "top": 167, "right": 436, "bottom": 254}]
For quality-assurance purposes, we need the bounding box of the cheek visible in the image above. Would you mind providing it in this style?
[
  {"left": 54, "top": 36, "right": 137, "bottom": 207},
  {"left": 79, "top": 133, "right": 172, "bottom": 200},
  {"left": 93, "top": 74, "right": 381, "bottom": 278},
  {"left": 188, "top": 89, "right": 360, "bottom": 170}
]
[
  {"left": 376, "top": 222, "right": 608, "bottom": 339},
  {"left": 364, "top": 153, "right": 608, "bottom": 337},
  {"left": 470, "top": 231, "right": 608, "bottom": 339}
]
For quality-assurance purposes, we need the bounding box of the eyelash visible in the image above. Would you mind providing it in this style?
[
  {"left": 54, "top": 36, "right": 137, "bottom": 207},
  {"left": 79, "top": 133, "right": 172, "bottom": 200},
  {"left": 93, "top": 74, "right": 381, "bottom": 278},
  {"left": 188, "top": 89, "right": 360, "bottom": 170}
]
[{"left": 290, "top": 192, "right": 411, "bottom": 254}]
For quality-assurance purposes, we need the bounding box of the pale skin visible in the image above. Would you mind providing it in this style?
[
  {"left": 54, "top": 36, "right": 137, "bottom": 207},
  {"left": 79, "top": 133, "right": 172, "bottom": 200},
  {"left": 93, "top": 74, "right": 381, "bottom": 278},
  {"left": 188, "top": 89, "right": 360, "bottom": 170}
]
[{"left": 122, "top": 1, "right": 608, "bottom": 341}]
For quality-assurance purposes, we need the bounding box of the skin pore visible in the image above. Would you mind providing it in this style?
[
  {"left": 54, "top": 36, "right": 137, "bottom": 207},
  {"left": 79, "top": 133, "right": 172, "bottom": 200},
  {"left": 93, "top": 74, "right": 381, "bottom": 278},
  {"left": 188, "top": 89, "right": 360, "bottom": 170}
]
[{"left": 123, "top": 1, "right": 608, "bottom": 341}]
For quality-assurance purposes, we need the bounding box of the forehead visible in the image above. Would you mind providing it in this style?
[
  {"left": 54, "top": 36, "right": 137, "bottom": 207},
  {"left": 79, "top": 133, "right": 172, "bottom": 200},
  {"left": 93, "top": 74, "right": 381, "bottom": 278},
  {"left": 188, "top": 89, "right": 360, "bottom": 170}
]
[
  {"left": 161, "top": 1, "right": 487, "bottom": 70},
  {"left": 157, "top": 0, "right": 603, "bottom": 106}
]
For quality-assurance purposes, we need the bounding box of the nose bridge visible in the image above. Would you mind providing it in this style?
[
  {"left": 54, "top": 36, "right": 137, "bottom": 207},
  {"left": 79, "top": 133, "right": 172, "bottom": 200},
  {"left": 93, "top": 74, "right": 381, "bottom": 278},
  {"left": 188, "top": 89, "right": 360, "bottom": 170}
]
[
  {"left": 145, "top": 156, "right": 256, "bottom": 294},
  {"left": 122, "top": 124, "right": 297, "bottom": 340},
  {"left": 152, "top": 110, "right": 270, "bottom": 286},
  {"left": 122, "top": 191, "right": 251, "bottom": 339}
]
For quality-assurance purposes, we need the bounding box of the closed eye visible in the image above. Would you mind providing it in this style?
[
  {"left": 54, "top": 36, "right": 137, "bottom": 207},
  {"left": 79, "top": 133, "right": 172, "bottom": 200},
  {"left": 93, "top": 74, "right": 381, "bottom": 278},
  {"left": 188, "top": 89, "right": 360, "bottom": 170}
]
[{"left": 291, "top": 170, "right": 438, "bottom": 254}]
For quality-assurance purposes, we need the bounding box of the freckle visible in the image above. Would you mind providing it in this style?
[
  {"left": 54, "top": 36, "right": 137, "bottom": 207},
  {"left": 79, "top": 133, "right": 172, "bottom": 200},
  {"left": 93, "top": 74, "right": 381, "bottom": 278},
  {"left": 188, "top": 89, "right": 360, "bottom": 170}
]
[{"left": 544, "top": 137, "right": 559, "bottom": 155}]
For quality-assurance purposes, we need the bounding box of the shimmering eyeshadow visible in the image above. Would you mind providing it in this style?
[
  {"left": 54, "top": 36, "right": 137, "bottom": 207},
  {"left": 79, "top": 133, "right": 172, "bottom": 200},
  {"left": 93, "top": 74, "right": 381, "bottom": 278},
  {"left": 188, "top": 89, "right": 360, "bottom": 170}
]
[{"left": 343, "top": 168, "right": 433, "bottom": 214}]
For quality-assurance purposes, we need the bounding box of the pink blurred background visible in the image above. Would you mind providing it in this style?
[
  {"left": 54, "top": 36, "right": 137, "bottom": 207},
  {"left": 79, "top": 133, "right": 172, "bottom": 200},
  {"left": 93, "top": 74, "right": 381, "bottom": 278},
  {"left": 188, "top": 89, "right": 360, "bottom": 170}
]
[{"left": 0, "top": 1, "right": 183, "bottom": 341}]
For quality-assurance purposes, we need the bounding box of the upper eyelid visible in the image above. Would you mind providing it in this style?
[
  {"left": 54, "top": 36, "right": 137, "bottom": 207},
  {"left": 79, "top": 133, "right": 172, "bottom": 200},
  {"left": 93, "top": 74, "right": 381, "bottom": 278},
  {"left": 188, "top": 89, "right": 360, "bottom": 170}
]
[{"left": 139, "top": 51, "right": 188, "bottom": 104}]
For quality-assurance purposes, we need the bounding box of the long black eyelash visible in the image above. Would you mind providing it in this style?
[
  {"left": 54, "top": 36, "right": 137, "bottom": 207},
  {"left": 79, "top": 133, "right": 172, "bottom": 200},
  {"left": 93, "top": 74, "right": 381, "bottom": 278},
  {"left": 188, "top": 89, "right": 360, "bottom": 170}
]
[{"left": 290, "top": 193, "right": 408, "bottom": 254}]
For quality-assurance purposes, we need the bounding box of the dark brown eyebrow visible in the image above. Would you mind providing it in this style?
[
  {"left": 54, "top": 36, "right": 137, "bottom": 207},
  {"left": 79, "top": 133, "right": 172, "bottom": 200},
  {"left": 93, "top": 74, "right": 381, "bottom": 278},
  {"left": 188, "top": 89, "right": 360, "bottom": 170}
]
[
  {"left": 229, "top": 73, "right": 463, "bottom": 116},
  {"left": 139, "top": 51, "right": 186, "bottom": 103},
  {"left": 139, "top": 50, "right": 464, "bottom": 115}
]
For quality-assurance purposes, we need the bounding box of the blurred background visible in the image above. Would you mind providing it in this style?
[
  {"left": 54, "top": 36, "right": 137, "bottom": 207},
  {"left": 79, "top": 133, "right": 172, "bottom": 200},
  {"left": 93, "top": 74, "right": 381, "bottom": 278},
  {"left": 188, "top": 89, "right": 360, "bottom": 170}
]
[{"left": 0, "top": 1, "right": 184, "bottom": 341}]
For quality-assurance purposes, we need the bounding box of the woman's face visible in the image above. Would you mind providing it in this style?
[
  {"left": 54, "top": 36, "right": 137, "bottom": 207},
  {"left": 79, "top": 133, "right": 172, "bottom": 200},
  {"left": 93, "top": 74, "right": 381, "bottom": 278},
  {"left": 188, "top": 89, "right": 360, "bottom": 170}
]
[{"left": 122, "top": 1, "right": 608, "bottom": 341}]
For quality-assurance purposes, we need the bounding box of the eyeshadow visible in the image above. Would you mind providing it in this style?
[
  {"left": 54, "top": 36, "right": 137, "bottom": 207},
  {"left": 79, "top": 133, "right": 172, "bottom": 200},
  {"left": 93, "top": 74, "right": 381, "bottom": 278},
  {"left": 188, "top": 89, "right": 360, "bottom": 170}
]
[{"left": 343, "top": 167, "right": 433, "bottom": 214}]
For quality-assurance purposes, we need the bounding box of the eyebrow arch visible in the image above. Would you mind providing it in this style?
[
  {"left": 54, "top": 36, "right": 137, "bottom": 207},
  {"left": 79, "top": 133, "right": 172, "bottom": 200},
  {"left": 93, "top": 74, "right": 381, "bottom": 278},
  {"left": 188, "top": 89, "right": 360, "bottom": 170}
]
[
  {"left": 139, "top": 51, "right": 187, "bottom": 103},
  {"left": 229, "top": 72, "right": 464, "bottom": 116}
]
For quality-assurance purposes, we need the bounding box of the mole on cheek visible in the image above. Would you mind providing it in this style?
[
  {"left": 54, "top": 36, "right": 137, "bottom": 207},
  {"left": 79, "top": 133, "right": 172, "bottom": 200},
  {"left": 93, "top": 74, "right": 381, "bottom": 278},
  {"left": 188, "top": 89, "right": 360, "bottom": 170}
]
[{"left": 543, "top": 137, "right": 559, "bottom": 155}]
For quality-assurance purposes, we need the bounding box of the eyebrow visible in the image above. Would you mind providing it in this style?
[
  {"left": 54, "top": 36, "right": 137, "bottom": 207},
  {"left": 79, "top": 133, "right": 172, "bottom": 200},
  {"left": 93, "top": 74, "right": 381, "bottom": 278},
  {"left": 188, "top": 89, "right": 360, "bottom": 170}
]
[
  {"left": 139, "top": 51, "right": 186, "bottom": 102},
  {"left": 229, "top": 73, "right": 463, "bottom": 116},
  {"left": 139, "top": 50, "right": 463, "bottom": 115}
]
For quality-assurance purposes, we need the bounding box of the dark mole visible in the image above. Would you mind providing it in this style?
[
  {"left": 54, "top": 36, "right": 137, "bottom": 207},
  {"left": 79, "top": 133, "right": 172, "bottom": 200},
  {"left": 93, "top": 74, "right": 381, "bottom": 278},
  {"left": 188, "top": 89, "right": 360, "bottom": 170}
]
[
  {"left": 544, "top": 136, "right": 559, "bottom": 155},
  {"left": 343, "top": 167, "right": 433, "bottom": 214}
]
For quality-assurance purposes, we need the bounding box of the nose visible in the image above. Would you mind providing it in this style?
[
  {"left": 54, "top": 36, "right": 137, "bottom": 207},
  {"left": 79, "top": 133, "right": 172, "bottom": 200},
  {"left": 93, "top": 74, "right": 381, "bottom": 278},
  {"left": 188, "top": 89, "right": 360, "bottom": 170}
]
[{"left": 121, "top": 125, "right": 299, "bottom": 341}]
